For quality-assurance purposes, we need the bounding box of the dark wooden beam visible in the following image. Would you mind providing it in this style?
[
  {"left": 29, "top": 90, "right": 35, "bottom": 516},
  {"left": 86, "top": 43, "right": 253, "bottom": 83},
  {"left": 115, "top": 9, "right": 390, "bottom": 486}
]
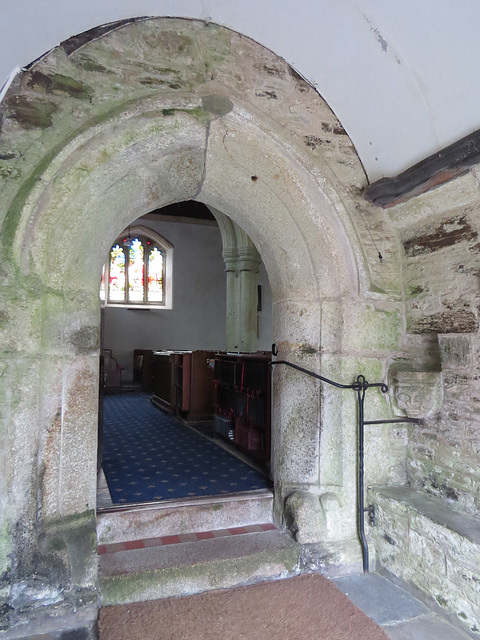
[
  {"left": 364, "top": 129, "right": 480, "bottom": 207},
  {"left": 59, "top": 19, "right": 147, "bottom": 56},
  {"left": 148, "top": 200, "right": 216, "bottom": 221}
]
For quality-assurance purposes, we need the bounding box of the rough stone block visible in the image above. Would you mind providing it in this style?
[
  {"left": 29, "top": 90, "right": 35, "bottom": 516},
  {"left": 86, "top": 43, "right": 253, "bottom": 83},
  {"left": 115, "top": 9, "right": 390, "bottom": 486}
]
[
  {"left": 321, "top": 299, "right": 402, "bottom": 354},
  {"left": 438, "top": 335, "right": 473, "bottom": 369},
  {"left": 403, "top": 214, "right": 478, "bottom": 257},
  {"left": 284, "top": 490, "right": 326, "bottom": 543},
  {"left": 369, "top": 486, "right": 480, "bottom": 636}
]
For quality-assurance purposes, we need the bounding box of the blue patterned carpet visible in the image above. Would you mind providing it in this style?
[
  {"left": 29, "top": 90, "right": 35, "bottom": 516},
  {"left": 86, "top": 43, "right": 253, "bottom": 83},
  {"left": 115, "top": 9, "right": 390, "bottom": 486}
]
[{"left": 102, "top": 392, "right": 270, "bottom": 504}]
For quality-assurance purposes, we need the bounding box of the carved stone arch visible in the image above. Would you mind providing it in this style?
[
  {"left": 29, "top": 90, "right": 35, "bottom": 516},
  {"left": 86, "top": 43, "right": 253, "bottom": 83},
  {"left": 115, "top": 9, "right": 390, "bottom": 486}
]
[
  {"left": 0, "top": 17, "right": 406, "bottom": 627},
  {"left": 116, "top": 224, "right": 174, "bottom": 252}
]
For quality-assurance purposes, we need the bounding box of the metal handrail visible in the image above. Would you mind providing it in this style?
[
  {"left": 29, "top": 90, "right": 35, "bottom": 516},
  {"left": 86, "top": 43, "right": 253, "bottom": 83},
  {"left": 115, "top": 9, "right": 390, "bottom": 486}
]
[
  {"left": 271, "top": 360, "right": 387, "bottom": 392},
  {"left": 271, "top": 354, "right": 422, "bottom": 573}
]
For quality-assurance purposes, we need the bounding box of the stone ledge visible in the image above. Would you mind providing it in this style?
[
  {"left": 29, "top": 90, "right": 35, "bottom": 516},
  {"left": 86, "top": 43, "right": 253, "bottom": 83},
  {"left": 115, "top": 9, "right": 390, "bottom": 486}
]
[
  {"left": 0, "top": 591, "right": 98, "bottom": 639},
  {"left": 368, "top": 485, "right": 480, "bottom": 637},
  {"left": 371, "top": 485, "right": 480, "bottom": 544}
]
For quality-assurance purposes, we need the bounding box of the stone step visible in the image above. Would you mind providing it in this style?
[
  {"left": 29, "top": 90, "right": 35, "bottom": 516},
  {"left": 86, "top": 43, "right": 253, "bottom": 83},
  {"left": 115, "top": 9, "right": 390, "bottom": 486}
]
[
  {"left": 99, "top": 528, "right": 302, "bottom": 606},
  {"left": 96, "top": 489, "right": 274, "bottom": 545}
]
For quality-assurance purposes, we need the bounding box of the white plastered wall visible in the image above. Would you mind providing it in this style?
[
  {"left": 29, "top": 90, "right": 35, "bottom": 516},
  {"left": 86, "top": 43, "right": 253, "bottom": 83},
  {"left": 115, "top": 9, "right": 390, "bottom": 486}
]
[{"left": 3, "top": 2, "right": 480, "bottom": 180}]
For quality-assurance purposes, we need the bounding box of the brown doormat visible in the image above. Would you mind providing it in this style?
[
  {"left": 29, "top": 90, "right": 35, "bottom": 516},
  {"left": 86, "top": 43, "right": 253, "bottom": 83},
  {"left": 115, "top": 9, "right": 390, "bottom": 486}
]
[{"left": 99, "top": 574, "right": 389, "bottom": 640}]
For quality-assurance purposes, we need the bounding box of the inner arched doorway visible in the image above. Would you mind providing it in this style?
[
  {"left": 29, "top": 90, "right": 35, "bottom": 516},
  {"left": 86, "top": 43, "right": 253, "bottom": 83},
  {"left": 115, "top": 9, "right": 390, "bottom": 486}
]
[{"left": 97, "top": 201, "right": 275, "bottom": 512}]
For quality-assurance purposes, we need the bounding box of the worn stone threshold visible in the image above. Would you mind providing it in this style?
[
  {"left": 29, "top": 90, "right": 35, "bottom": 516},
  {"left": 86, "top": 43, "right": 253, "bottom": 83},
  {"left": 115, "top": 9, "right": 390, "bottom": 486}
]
[
  {"left": 97, "top": 487, "right": 273, "bottom": 514},
  {"left": 96, "top": 488, "right": 274, "bottom": 546}
]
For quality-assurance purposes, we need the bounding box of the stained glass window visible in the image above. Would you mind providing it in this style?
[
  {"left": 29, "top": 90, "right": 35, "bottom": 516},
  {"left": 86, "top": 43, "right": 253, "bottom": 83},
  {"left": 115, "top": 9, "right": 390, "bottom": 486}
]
[
  {"left": 148, "top": 246, "right": 164, "bottom": 303},
  {"left": 109, "top": 244, "right": 126, "bottom": 302},
  {"left": 101, "top": 230, "right": 168, "bottom": 306},
  {"left": 128, "top": 238, "right": 144, "bottom": 302}
]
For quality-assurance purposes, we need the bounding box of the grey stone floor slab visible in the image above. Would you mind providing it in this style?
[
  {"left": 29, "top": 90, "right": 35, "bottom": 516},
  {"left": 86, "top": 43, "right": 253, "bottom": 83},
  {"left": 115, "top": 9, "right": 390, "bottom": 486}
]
[
  {"left": 332, "top": 573, "right": 428, "bottom": 625},
  {"left": 384, "top": 613, "right": 473, "bottom": 640},
  {"left": 4, "top": 626, "right": 95, "bottom": 640}
]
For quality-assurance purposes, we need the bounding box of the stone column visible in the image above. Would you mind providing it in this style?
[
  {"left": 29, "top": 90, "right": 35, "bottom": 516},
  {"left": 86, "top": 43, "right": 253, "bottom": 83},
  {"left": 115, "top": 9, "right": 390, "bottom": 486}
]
[
  {"left": 222, "top": 246, "right": 241, "bottom": 350},
  {"left": 231, "top": 246, "right": 261, "bottom": 352},
  {"left": 211, "top": 209, "right": 261, "bottom": 352}
]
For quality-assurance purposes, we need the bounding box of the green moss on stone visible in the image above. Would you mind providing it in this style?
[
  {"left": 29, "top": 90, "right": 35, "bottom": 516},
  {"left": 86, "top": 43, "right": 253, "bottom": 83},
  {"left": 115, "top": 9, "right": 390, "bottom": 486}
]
[
  {"left": 74, "top": 57, "right": 109, "bottom": 73},
  {"left": 44, "top": 509, "right": 95, "bottom": 530},
  {"left": 339, "top": 357, "right": 385, "bottom": 387},
  {"left": 182, "top": 107, "right": 210, "bottom": 122},
  {"left": 139, "top": 78, "right": 183, "bottom": 90},
  {"left": 101, "top": 547, "right": 300, "bottom": 606},
  {"left": 367, "top": 283, "right": 388, "bottom": 295},
  {"left": 355, "top": 306, "right": 402, "bottom": 352},
  {"left": 0, "top": 166, "right": 22, "bottom": 179},
  {"left": 0, "top": 519, "right": 12, "bottom": 581},
  {"left": 30, "top": 71, "right": 93, "bottom": 101},
  {"left": 1, "top": 97, "right": 207, "bottom": 255},
  {"left": 42, "top": 510, "right": 97, "bottom": 584},
  {"left": 299, "top": 344, "right": 317, "bottom": 355},
  {"left": 406, "top": 285, "right": 424, "bottom": 298},
  {"left": 436, "top": 594, "right": 449, "bottom": 607},
  {"left": 1, "top": 149, "right": 66, "bottom": 252},
  {"left": 49, "top": 537, "right": 67, "bottom": 552}
]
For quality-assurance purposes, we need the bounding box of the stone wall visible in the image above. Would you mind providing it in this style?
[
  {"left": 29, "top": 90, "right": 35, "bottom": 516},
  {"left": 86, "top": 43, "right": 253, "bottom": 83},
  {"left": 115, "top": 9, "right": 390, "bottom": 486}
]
[
  {"left": 385, "top": 171, "right": 480, "bottom": 518},
  {"left": 365, "top": 164, "right": 480, "bottom": 633}
]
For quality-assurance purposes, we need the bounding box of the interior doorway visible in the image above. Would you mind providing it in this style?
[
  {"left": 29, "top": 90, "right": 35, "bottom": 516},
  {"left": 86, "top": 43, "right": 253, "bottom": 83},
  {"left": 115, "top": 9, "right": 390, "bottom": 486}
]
[
  {"left": 1, "top": 17, "right": 376, "bottom": 611},
  {"left": 97, "top": 201, "right": 274, "bottom": 512}
]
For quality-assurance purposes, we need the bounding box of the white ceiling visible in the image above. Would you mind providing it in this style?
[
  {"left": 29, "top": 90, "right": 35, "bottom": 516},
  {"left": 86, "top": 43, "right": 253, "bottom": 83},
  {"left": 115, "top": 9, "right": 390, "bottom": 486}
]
[{"left": 2, "top": 0, "right": 479, "bottom": 182}]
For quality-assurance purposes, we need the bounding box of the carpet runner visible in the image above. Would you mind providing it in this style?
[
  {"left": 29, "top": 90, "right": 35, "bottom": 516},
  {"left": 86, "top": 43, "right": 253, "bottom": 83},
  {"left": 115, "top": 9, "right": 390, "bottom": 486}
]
[
  {"left": 99, "top": 573, "right": 389, "bottom": 640},
  {"left": 102, "top": 392, "right": 271, "bottom": 504}
]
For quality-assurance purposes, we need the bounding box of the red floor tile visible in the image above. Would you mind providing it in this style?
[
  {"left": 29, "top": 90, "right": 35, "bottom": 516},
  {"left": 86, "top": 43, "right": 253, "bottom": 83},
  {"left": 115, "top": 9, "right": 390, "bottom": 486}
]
[{"left": 98, "top": 523, "right": 277, "bottom": 554}]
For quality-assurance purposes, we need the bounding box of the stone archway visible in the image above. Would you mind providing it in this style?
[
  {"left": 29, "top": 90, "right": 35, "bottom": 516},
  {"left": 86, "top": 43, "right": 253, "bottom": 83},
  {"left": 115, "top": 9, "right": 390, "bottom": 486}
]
[{"left": 0, "top": 17, "right": 405, "bottom": 627}]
